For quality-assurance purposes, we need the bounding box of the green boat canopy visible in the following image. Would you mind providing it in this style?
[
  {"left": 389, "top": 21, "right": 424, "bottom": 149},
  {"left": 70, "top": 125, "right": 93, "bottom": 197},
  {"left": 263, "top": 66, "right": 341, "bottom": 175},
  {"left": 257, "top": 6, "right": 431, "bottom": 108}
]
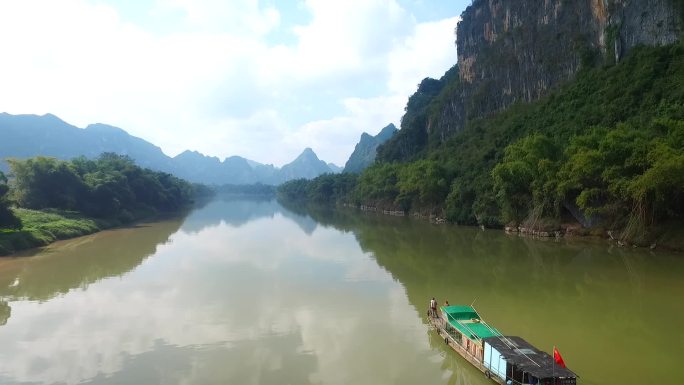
[
  {"left": 440, "top": 305, "right": 501, "bottom": 340},
  {"left": 441, "top": 305, "right": 479, "bottom": 320}
]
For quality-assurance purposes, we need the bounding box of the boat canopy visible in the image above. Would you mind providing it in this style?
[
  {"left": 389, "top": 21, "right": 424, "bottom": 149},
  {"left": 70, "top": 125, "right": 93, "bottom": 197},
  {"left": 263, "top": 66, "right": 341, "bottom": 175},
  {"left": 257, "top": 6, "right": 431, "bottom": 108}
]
[
  {"left": 441, "top": 305, "right": 501, "bottom": 340},
  {"left": 441, "top": 305, "right": 479, "bottom": 320},
  {"left": 482, "top": 336, "right": 577, "bottom": 379}
]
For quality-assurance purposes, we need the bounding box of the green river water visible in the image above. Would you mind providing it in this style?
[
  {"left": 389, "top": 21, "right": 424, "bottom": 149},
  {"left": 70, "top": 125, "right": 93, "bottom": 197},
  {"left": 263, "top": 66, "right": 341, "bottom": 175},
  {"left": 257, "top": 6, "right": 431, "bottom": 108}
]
[{"left": 0, "top": 197, "right": 681, "bottom": 385}]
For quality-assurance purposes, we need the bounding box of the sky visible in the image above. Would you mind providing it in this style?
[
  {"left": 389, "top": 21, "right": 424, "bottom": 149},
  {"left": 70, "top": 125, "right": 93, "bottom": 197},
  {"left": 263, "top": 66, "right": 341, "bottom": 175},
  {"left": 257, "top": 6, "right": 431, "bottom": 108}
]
[{"left": 0, "top": 0, "right": 470, "bottom": 166}]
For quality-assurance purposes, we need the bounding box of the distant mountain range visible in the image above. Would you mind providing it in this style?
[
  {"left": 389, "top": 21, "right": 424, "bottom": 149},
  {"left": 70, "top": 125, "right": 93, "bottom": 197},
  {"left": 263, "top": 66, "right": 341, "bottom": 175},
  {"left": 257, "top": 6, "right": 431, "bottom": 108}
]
[
  {"left": 0, "top": 113, "right": 341, "bottom": 185},
  {"left": 343, "top": 123, "right": 397, "bottom": 173}
]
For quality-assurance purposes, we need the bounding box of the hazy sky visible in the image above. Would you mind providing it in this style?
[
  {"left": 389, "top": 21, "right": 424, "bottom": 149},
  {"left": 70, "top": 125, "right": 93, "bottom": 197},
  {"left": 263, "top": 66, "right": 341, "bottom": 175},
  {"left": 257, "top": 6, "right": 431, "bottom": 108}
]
[{"left": 0, "top": 0, "right": 469, "bottom": 166}]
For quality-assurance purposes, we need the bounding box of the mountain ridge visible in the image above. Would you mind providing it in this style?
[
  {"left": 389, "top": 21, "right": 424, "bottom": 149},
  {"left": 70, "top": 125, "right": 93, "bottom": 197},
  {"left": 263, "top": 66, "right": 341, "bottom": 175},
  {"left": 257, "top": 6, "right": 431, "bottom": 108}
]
[
  {"left": 0, "top": 113, "right": 338, "bottom": 185},
  {"left": 344, "top": 123, "right": 397, "bottom": 173},
  {"left": 379, "top": 0, "right": 683, "bottom": 162},
  {"left": 277, "top": 0, "right": 683, "bottom": 249}
]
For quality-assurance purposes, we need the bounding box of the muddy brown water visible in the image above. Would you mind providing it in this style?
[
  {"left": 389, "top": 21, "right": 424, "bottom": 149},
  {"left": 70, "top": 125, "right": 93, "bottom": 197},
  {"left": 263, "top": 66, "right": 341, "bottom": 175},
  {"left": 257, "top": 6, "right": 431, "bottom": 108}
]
[{"left": 0, "top": 197, "right": 681, "bottom": 385}]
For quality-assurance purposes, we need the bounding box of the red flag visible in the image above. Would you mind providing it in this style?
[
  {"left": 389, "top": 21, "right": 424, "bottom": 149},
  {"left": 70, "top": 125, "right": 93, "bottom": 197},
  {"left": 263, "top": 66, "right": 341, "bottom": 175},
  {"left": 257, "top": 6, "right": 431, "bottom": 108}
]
[{"left": 553, "top": 346, "right": 567, "bottom": 368}]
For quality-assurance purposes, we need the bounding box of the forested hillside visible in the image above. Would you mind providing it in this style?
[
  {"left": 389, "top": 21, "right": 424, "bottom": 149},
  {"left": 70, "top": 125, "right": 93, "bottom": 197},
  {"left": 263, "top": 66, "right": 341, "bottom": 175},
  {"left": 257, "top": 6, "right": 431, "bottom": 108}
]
[
  {"left": 279, "top": 42, "right": 684, "bottom": 247},
  {"left": 279, "top": 0, "right": 684, "bottom": 248}
]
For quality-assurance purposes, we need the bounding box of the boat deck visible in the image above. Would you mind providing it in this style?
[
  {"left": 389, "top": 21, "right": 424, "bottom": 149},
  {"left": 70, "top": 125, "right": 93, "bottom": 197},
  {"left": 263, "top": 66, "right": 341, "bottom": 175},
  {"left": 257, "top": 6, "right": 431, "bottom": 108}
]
[{"left": 428, "top": 315, "right": 505, "bottom": 384}]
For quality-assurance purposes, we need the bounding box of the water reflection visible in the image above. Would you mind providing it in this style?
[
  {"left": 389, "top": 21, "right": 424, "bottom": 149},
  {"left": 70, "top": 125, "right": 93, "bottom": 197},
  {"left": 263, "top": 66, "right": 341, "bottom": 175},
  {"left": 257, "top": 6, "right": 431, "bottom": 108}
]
[
  {"left": 180, "top": 195, "right": 277, "bottom": 233},
  {"left": 294, "top": 204, "right": 684, "bottom": 385},
  {"left": 0, "top": 198, "right": 449, "bottom": 385},
  {"left": 0, "top": 219, "right": 185, "bottom": 328},
  {"left": 75, "top": 333, "right": 320, "bottom": 385},
  {"left": 0, "top": 198, "right": 680, "bottom": 385},
  {"left": 180, "top": 195, "right": 318, "bottom": 235}
]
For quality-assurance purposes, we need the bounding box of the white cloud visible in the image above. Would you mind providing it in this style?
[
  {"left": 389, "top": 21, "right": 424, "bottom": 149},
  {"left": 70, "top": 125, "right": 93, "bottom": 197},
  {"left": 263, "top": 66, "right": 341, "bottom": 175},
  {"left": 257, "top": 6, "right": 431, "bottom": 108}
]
[
  {"left": 286, "top": 95, "right": 405, "bottom": 166},
  {"left": 388, "top": 16, "right": 460, "bottom": 95},
  {"left": 154, "top": 0, "right": 281, "bottom": 35},
  {"left": 0, "top": 0, "right": 459, "bottom": 167},
  {"left": 285, "top": 0, "right": 413, "bottom": 80},
  {"left": 279, "top": 14, "right": 460, "bottom": 165}
]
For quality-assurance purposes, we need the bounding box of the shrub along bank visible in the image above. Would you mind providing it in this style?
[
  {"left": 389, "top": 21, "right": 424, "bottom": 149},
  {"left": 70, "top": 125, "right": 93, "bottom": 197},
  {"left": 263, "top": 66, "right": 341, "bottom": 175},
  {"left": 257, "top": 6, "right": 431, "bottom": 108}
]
[{"left": 0, "top": 153, "right": 210, "bottom": 255}]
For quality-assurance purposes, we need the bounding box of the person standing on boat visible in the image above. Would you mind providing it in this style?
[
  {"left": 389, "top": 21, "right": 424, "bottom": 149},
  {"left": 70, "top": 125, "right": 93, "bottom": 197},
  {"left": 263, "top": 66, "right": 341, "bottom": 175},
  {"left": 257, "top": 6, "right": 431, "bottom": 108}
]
[
  {"left": 429, "top": 297, "right": 437, "bottom": 318},
  {"left": 439, "top": 300, "right": 449, "bottom": 317}
]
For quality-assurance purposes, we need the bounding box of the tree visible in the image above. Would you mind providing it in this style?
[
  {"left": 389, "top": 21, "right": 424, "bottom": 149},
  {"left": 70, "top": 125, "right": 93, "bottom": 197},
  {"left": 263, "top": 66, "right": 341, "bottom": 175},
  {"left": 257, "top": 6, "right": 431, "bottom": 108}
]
[
  {"left": 82, "top": 170, "right": 132, "bottom": 216},
  {"left": 492, "top": 134, "right": 560, "bottom": 225},
  {"left": 8, "top": 157, "right": 86, "bottom": 210},
  {"left": 278, "top": 179, "right": 310, "bottom": 202},
  {"left": 396, "top": 160, "right": 448, "bottom": 211},
  {"left": 626, "top": 120, "right": 684, "bottom": 229},
  {"left": 6, "top": 153, "right": 197, "bottom": 220},
  {"left": 0, "top": 171, "right": 21, "bottom": 229},
  {"left": 353, "top": 163, "right": 400, "bottom": 204}
]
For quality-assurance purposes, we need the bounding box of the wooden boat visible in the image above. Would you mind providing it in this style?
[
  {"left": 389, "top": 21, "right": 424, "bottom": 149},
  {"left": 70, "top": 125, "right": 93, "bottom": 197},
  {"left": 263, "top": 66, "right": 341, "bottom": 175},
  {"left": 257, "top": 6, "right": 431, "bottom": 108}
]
[{"left": 428, "top": 305, "right": 577, "bottom": 385}]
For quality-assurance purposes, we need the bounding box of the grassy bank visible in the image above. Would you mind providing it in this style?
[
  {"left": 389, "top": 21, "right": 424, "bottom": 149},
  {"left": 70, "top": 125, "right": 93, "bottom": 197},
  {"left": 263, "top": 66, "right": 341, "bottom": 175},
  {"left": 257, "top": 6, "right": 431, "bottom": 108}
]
[
  {"left": 0, "top": 207, "right": 156, "bottom": 256},
  {"left": 0, "top": 153, "right": 209, "bottom": 256}
]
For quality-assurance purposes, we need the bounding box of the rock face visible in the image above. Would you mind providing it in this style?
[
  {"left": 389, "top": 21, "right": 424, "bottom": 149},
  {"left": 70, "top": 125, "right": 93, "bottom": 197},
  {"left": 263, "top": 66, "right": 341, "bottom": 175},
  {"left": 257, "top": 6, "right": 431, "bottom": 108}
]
[
  {"left": 432, "top": 0, "right": 682, "bottom": 139},
  {"left": 327, "top": 163, "right": 343, "bottom": 173},
  {"left": 278, "top": 148, "right": 334, "bottom": 182},
  {"left": 344, "top": 123, "right": 397, "bottom": 173}
]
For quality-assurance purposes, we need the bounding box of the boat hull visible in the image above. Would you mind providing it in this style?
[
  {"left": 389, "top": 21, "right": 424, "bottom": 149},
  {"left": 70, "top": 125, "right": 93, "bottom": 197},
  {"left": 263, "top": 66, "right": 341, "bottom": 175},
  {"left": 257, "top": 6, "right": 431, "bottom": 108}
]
[{"left": 428, "top": 315, "right": 505, "bottom": 384}]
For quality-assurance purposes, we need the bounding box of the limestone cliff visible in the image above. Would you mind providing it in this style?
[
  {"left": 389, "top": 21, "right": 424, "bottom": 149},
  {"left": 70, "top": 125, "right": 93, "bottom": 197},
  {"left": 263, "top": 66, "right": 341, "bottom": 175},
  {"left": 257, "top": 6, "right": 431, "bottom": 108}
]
[
  {"left": 432, "top": 0, "right": 681, "bottom": 139},
  {"left": 344, "top": 124, "right": 397, "bottom": 174}
]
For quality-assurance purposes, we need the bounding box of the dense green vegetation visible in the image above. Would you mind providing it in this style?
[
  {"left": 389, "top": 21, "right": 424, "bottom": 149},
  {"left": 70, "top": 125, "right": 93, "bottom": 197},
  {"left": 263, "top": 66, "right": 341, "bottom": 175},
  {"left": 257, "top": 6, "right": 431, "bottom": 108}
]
[
  {"left": 0, "top": 209, "right": 101, "bottom": 255},
  {"left": 376, "top": 65, "right": 459, "bottom": 163},
  {"left": 0, "top": 171, "right": 21, "bottom": 229},
  {"left": 8, "top": 154, "right": 196, "bottom": 218},
  {"left": 279, "top": 43, "right": 684, "bottom": 245},
  {"left": 434, "top": 43, "right": 684, "bottom": 232},
  {"left": 0, "top": 153, "right": 209, "bottom": 255},
  {"left": 278, "top": 173, "right": 358, "bottom": 205}
]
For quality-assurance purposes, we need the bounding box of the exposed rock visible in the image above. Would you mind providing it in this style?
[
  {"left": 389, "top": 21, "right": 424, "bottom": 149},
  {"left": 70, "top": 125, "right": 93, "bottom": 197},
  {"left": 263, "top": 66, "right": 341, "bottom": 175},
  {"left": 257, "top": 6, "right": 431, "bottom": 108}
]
[
  {"left": 277, "top": 148, "right": 334, "bottom": 183},
  {"left": 344, "top": 123, "right": 397, "bottom": 173},
  {"left": 327, "top": 163, "right": 343, "bottom": 173},
  {"left": 432, "top": 0, "right": 682, "bottom": 140}
]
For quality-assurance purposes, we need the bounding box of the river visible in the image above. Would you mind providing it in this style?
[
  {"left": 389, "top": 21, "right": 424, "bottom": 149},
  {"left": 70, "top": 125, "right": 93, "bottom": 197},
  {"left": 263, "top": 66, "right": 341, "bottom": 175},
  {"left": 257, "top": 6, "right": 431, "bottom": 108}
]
[{"left": 0, "top": 197, "right": 681, "bottom": 385}]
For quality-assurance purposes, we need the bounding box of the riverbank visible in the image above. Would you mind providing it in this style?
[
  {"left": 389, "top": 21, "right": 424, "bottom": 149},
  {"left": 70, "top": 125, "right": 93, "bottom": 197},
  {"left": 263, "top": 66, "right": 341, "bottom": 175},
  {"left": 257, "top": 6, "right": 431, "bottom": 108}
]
[
  {"left": 0, "top": 207, "right": 175, "bottom": 256},
  {"left": 0, "top": 195, "right": 680, "bottom": 385},
  {"left": 300, "top": 200, "right": 684, "bottom": 252}
]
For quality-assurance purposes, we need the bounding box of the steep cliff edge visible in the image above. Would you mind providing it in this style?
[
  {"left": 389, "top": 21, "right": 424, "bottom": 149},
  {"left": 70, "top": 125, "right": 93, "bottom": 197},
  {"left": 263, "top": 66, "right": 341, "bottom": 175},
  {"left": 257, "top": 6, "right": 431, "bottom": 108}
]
[
  {"left": 344, "top": 124, "right": 397, "bottom": 174},
  {"left": 434, "top": 0, "right": 681, "bottom": 143},
  {"left": 280, "top": 1, "right": 684, "bottom": 247}
]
